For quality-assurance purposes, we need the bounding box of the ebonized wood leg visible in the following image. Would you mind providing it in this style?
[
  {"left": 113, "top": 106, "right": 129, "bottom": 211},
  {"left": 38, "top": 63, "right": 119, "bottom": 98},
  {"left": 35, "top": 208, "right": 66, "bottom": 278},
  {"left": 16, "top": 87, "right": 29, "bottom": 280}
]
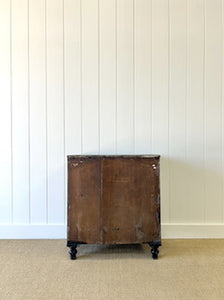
[
  {"left": 148, "top": 241, "right": 161, "bottom": 260},
  {"left": 69, "top": 245, "right": 77, "bottom": 260},
  {"left": 67, "top": 241, "right": 78, "bottom": 260},
  {"left": 67, "top": 241, "right": 87, "bottom": 260}
]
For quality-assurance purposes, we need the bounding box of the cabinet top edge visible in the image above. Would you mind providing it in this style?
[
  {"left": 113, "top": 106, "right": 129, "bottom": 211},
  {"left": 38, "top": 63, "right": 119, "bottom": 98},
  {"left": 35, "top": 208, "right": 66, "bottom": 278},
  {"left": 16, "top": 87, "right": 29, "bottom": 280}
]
[{"left": 67, "top": 155, "right": 160, "bottom": 159}]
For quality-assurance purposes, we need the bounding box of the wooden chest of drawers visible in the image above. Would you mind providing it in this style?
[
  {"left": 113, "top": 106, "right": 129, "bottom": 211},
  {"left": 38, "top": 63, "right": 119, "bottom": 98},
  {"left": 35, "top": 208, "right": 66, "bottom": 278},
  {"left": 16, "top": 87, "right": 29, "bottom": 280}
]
[{"left": 67, "top": 155, "right": 161, "bottom": 259}]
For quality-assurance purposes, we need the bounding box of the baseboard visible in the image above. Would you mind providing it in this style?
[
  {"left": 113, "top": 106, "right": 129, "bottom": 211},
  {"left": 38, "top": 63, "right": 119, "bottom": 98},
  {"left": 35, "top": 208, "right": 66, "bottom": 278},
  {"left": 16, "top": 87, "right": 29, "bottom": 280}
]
[
  {"left": 162, "top": 223, "right": 224, "bottom": 238},
  {"left": 0, "top": 224, "right": 66, "bottom": 239},
  {"left": 1, "top": 224, "right": 224, "bottom": 239}
]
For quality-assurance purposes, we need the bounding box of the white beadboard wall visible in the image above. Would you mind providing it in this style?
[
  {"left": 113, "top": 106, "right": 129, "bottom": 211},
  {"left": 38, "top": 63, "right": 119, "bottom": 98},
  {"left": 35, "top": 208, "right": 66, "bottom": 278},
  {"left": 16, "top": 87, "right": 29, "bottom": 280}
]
[{"left": 0, "top": 0, "right": 224, "bottom": 238}]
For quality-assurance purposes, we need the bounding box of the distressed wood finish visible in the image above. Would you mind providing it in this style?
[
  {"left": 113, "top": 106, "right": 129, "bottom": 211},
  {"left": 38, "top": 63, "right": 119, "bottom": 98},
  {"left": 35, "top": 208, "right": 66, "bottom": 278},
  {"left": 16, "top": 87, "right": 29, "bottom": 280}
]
[
  {"left": 67, "top": 157, "right": 101, "bottom": 243},
  {"left": 102, "top": 157, "right": 160, "bottom": 244},
  {"left": 67, "top": 155, "right": 161, "bottom": 258}
]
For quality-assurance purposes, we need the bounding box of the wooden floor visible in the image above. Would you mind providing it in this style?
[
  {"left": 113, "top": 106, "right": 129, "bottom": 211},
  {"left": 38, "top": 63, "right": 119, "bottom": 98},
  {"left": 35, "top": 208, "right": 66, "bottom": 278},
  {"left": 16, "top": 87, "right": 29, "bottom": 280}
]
[{"left": 0, "top": 239, "right": 224, "bottom": 300}]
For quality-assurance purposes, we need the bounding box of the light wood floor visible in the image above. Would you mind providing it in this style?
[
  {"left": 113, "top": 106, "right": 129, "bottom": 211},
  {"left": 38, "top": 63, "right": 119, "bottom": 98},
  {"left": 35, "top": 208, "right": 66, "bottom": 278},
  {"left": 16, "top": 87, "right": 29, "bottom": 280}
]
[{"left": 0, "top": 239, "right": 224, "bottom": 300}]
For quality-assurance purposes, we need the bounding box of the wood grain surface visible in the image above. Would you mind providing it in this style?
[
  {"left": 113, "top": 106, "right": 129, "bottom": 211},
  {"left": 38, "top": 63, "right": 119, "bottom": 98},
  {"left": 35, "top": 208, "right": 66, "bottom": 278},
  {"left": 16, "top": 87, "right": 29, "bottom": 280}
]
[{"left": 67, "top": 156, "right": 160, "bottom": 245}]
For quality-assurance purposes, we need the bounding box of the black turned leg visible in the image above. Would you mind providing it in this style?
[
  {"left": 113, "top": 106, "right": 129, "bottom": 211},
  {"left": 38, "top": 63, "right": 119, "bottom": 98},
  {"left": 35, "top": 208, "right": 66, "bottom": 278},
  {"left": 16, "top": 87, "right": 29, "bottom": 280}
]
[
  {"left": 67, "top": 241, "right": 78, "bottom": 260},
  {"left": 69, "top": 245, "right": 78, "bottom": 260},
  {"left": 148, "top": 241, "right": 161, "bottom": 260},
  {"left": 67, "top": 241, "right": 86, "bottom": 260}
]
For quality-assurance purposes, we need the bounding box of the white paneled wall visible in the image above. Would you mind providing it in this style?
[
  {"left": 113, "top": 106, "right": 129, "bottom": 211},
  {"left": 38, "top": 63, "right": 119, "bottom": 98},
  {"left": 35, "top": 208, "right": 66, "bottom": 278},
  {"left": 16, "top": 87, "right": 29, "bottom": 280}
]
[{"left": 0, "top": 0, "right": 224, "bottom": 238}]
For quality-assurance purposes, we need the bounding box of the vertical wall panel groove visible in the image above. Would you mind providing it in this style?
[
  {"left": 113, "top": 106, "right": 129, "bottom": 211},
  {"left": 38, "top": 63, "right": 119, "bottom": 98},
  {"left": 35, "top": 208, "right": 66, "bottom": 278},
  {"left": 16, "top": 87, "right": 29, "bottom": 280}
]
[
  {"left": 62, "top": 0, "right": 66, "bottom": 224},
  {"left": 10, "top": 0, "right": 13, "bottom": 224},
  {"left": 82, "top": 0, "right": 99, "bottom": 154},
  {"left": 99, "top": 0, "right": 116, "bottom": 154},
  {"left": 134, "top": 0, "right": 152, "bottom": 154},
  {"left": 0, "top": 0, "right": 12, "bottom": 223},
  {"left": 219, "top": 0, "right": 222, "bottom": 222},
  {"left": 203, "top": 0, "right": 206, "bottom": 224},
  {"left": 98, "top": 0, "right": 101, "bottom": 154},
  {"left": 46, "top": 0, "right": 64, "bottom": 223},
  {"left": 27, "top": 0, "right": 31, "bottom": 224},
  {"left": 133, "top": 0, "right": 135, "bottom": 154},
  {"left": 152, "top": 0, "right": 169, "bottom": 223},
  {"left": 222, "top": 0, "right": 224, "bottom": 223},
  {"left": 115, "top": 0, "right": 118, "bottom": 154},
  {"left": 45, "top": 0, "right": 48, "bottom": 224},
  {"left": 117, "top": 0, "right": 134, "bottom": 154},
  {"left": 150, "top": 0, "right": 153, "bottom": 153},
  {"left": 185, "top": 0, "right": 188, "bottom": 163},
  {"left": 64, "top": 0, "right": 82, "bottom": 221},
  {"left": 204, "top": 0, "right": 222, "bottom": 222},
  {"left": 80, "top": 0, "right": 83, "bottom": 154},
  {"left": 29, "top": 0, "right": 47, "bottom": 223},
  {"left": 168, "top": 0, "right": 171, "bottom": 224},
  {"left": 186, "top": 0, "right": 205, "bottom": 223},
  {"left": 11, "top": 0, "right": 29, "bottom": 223},
  {"left": 169, "top": 0, "right": 188, "bottom": 222}
]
